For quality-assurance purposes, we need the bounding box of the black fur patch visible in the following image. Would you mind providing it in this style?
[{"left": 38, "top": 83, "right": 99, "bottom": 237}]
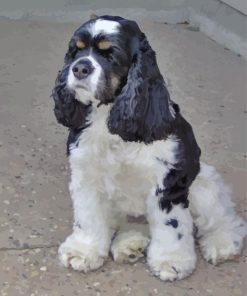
[
  {"left": 107, "top": 34, "right": 175, "bottom": 143},
  {"left": 165, "top": 219, "right": 179, "bottom": 228},
  {"left": 51, "top": 67, "right": 92, "bottom": 155},
  {"left": 66, "top": 124, "right": 90, "bottom": 156},
  {"left": 52, "top": 67, "right": 92, "bottom": 131},
  {"left": 156, "top": 114, "right": 201, "bottom": 212}
]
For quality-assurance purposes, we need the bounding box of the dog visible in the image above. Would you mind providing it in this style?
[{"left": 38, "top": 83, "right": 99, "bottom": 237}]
[{"left": 52, "top": 15, "right": 246, "bottom": 281}]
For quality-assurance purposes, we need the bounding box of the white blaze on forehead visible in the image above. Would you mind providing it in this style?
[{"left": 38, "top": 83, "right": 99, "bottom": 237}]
[
  {"left": 89, "top": 19, "right": 120, "bottom": 36},
  {"left": 86, "top": 55, "right": 103, "bottom": 94}
]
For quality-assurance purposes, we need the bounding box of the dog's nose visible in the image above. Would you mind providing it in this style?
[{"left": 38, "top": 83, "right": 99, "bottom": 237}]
[{"left": 72, "top": 60, "right": 94, "bottom": 79}]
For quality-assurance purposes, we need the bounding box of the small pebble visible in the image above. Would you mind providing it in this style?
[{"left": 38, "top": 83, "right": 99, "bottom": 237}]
[{"left": 30, "top": 271, "right": 39, "bottom": 277}]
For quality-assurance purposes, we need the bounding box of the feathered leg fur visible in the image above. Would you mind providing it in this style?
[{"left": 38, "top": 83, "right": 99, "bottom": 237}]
[{"left": 189, "top": 163, "right": 247, "bottom": 264}]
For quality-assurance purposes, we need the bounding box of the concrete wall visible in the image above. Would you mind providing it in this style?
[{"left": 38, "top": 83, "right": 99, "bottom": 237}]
[
  {"left": 0, "top": 0, "right": 246, "bottom": 58},
  {"left": 222, "top": 0, "right": 247, "bottom": 15},
  {"left": 0, "top": 0, "right": 187, "bottom": 11},
  {"left": 187, "top": 0, "right": 247, "bottom": 58},
  {"left": 188, "top": 0, "right": 246, "bottom": 42}
]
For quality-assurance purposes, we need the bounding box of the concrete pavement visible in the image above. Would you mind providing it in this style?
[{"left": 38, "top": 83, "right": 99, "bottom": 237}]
[{"left": 0, "top": 19, "right": 246, "bottom": 296}]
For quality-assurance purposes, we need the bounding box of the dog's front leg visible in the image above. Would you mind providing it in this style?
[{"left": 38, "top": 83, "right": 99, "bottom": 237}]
[
  {"left": 147, "top": 189, "right": 196, "bottom": 282},
  {"left": 58, "top": 168, "right": 111, "bottom": 272}
]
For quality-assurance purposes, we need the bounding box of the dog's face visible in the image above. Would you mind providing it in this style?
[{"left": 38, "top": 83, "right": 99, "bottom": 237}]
[
  {"left": 65, "top": 16, "right": 141, "bottom": 104},
  {"left": 53, "top": 15, "right": 177, "bottom": 143}
]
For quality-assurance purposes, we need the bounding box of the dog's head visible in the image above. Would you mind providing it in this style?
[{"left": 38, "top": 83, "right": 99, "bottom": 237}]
[
  {"left": 64, "top": 15, "right": 142, "bottom": 104},
  {"left": 53, "top": 15, "right": 178, "bottom": 142}
]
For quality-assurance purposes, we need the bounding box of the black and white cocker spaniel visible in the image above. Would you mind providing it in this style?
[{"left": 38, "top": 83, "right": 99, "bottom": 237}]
[{"left": 52, "top": 15, "right": 246, "bottom": 281}]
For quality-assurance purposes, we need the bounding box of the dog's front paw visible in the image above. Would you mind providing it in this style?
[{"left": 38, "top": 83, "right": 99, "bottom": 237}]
[
  {"left": 111, "top": 230, "right": 150, "bottom": 264},
  {"left": 147, "top": 244, "right": 196, "bottom": 281},
  {"left": 58, "top": 233, "right": 106, "bottom": 272},
  {"left": 199, "top": 222, "right": 247, "bottom": 265}
]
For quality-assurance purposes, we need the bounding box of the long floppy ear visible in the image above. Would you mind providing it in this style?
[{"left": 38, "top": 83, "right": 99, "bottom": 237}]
[
  {"left": 51, "top": 66, "right": 91, "bottom": 130},
  {"left": 107, "top": 34, "right": 177, "bottom": 143}
]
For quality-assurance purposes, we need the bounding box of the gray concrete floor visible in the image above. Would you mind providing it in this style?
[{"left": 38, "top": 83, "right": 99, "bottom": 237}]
[{"left": 0, "top": 19, "right": 246, "bottom": 296}]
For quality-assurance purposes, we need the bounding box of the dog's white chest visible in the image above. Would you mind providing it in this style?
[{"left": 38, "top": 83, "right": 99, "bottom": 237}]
[{"left": 69, "top": 104, "right": 178, "bottom": 216}]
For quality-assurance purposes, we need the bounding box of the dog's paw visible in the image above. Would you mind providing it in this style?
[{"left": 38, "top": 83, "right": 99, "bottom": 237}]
[
  {"left": 58, "top": 234, "right": 105, "bottom": 272},
  {"left": 111, "top": 230, "right": 150, "bottom": 264},
  {"left": 199, "top": 223, "right": 247, "bottom": 264},
  {"left": 148, "top": 259, "right": 196, "bottom": 282},
  {"left": 147, "top": 245, "right": 196, "bottom": 281}
]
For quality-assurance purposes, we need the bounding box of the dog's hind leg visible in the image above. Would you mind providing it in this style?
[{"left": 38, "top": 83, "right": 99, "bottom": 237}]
[{"left": 189, "top": 162, "right": 247, "bottom": 265}]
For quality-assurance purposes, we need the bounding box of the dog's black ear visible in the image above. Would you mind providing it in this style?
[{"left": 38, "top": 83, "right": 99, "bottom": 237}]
[
  {"left": 64, "top": 37, "right": 78, "bottom": 65},
  {"left": 108, "top": 33, "right": 177, "bottom": 143},
  {"left": 52, "top": 66, "right": 91, "bottom": 130}
]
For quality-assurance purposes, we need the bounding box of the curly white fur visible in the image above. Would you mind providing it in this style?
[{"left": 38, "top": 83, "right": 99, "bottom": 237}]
[
  {"left": 58, "top": 94, "right": 246, "bottom": 279},
  {"left": 189, "top": 163, "right": 247, "bottom": 264}
]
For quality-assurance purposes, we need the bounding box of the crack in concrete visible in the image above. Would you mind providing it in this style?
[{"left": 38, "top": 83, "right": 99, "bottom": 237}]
[{"left": 0, "top": 244, "right": 59, "bottom": 252}]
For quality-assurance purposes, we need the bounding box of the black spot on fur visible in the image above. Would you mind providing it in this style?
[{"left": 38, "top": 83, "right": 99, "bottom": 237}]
[
  {"left": 75, "top": 221, "right": 82, "bottom": 229},
  {"left": 234, "top": 241, "right": 239, "bottom": 247},
  {"left": 166, "top": 219, "right": 178, "bottom": 228}
]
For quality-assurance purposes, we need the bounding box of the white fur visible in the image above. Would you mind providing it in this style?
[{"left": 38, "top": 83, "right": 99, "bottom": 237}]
[
  {"left": 59, "top": 97, "right": 246, "bottom": 279},
  {"left": 59, "top": 101, "right": 181, "bottom": 272},
  {"left": 58, "top": 231, "right": 106, "bottom": 272},
  {"left": 147, "top": 202, "right": 196, "bottom": 281},
  {"left": 189, "top": 163, "right": 247, "bottom": 264},
  {"left": 89, "top": 19, "right": 120, "bottom": 36},
  {"left": 86, "top": 55, "right": 104, "bottom": 95}
]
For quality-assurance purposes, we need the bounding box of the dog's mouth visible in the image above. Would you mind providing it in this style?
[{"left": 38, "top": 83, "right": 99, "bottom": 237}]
[
  {"left": 69, "top": 73, "right": 123, "bottom": 107},
  {"left": 76, "top": 84, "right": 89, "bottom": 91},
  {"left": 94, "top": 93, "right": 115, "bottom": 106}
]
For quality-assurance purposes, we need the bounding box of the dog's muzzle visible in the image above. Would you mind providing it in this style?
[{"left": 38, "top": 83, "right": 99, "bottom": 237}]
[{"left": 72, "top": 59, "right": 94, "bottom": 80}]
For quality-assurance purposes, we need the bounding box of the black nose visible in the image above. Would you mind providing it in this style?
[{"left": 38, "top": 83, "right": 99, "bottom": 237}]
[{"left": 72, "top": 60, "right": 94, "bottom": 80}]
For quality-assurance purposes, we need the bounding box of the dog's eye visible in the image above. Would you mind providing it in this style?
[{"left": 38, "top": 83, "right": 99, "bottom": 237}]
[
  {"left": 97, "top": 40, "right": 112, "bottom": 50},
  {"left": 76, "top": 40, "right": 86, "bottom": 49}
]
